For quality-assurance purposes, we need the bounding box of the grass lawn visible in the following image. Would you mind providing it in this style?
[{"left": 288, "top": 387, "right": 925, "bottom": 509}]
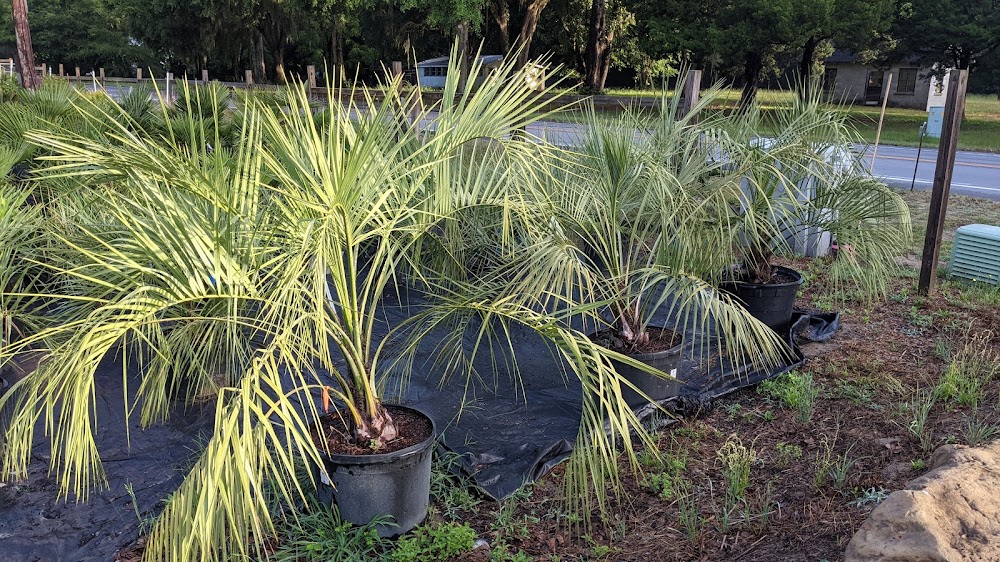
[{"left": 548, "top": 88, "right": 1000, "bottom": 153}]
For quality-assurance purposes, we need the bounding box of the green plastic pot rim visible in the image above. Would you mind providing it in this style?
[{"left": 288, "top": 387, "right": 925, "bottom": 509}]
[{"left": 317, "top": 404, "right": 437, "bottom": 466}]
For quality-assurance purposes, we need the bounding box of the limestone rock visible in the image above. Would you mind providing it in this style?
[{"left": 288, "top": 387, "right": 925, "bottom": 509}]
[{"left": 845, "top": 442, "right": 1000, "bottom": 562}]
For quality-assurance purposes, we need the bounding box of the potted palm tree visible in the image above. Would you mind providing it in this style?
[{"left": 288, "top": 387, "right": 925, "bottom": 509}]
[
  {"left": 0, "top": 53, "right": 674, "bottom": 560},
  {"left": 700, "top": 89, "right": 913, "bottom": 331},
  {"left": 531, "top": 77, "right": 794, "bottom": 407}
]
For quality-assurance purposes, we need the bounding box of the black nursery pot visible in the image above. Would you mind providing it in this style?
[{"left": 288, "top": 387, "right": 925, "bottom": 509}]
[
  {"left": 315, "top": 405, "right": 436, "bottom": 537},
  {"left": 719, "top": 265, "right": 804, "bottom": 333},
  {"left": 609, "top": 334, "right": 684, "bottom": 408}
]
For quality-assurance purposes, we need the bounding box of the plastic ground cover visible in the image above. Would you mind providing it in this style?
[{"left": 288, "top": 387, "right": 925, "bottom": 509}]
[{"left": 0, "top": 293, "right": 836, "bottom": 560}]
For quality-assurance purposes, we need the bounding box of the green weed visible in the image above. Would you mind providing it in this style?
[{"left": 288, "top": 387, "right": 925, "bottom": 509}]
[
  {"left": 890, "top": 287, "right": 910, "bottom": 303},
  {"left": 124, "top": 482, "right": 158, "bottom": 537},
  {"left": 269, "top": 502, "right": 390, "bottom": 562},
  {"left": 833, "top": 379, "right": 878, "bottom": 408},
  {"left": 775, "top": 442, "right": 804, "bottom": 468},
  {"left": 905, "top": 389, "right": 937, "bottom": 452},
  {"left": 935, "top": 331, "right": 998, "bottom": 409},
  {"left": 390, "top": 522, "right": 477, "bottom": 562},
  {"left": 827, "top": 447, "right": 861, "bottom": 494},
  {"left": 907, "top": 306, "right": 933, "bottom": 328},
  {"left": 933, "top": 337, "right": 952, "bottom": 362},
  {"left": 430, "top": 451, "right": 482, "bottom": 520},
  {"left": 962, "top": 410, "right": 1000, "bottom": 446},
  {"left": 758, "top": 371, "right": 820, "bottom": 423},
  {"left": 812, "top": 436, "right": 835, "bottom": 491},
  {"left": 850, "top": 486, "right": 889, "bottom": 508},
  {"left": 717, "top": 436, "right": 756, "bottom": 507},
  {"left": 744, "top": 479, "right": 779, "bottom": 532},
  {"left": 674, "top": 478, "right": 702, "bottom": 544}
]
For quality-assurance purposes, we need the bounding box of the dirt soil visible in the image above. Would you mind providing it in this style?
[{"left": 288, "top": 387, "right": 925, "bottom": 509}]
[
  {"left": 313, "top": 405, "right": 434, "bottom": 456},
  {"left": 590, "top": 326, "right": 682, "bottom": 355},
  {"left": 432, "top": 254, "right": 1000, "bottom": 562}
]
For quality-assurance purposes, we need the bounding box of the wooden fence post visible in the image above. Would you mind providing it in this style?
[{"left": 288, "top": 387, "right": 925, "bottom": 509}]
[
  {"left": 58, "top": 63, "right": 64, "bottom": 77},
  {"left": 98, "top": 67, "right": 105, "bottom": 85},
  {"left": 392, "top": 61, "right": 402, "bottom": 78},
  {"left": 679, "top": 69, "right": 702, "bottom": 121},
  {"left": 306, "top": 65, "right": 316, "bottom": 88},
  {"left": 918, "top": 69, "right": 969, "bottom": 296},
  {"left": 74, "top": 66, "right": 80, "bottom": 82},
  {"left": 202, "top": 69, "right": 209, "bottom": 84},
  {"left": 136, "top": 68, "right": 142, "bottom": 82},
  {"left": 245, "top": 70, "right": 253, "bottom": 85}
]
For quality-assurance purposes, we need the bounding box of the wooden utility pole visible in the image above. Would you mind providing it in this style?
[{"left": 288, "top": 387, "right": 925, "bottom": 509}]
[
  {"left": 918, "top": 69, "right": 969, "bottom": 295},
  {"left": 11, "top": 0, "right": 40, "bottom": 89}
]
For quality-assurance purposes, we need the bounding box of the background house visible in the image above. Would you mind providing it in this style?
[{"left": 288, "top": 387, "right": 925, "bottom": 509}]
[
  {"left": 415, "top": 55, "right": 545, "bottom": 90},
  {"left": 823, "top": 50, "right": 935, "bottom": 109}
]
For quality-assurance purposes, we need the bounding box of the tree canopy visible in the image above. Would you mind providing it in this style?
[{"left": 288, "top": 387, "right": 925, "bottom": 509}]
[{"left": 4, "top": 0, "right": 996, "bottom": 97}]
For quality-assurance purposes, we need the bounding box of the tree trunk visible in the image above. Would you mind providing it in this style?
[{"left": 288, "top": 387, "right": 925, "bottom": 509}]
[
  {"left": 494, "top": 0, "right": 510, "bottom": 53},
  {"left": 253, "top": 32, "right": 267, "bottom": 83},
  {"left": 799, "top": 35, "right": 818, "bottom": 99},
  {"left": 456, "top": 20, "right": 470, "bottom": 92},
  {"left": 353, "top": 399, "right": 399, "bottom": 445},
  {"left": 514, "top": 0, "right": 551, "bottom": 69},
  {"left": 583, "top": 0, "right": 607, "bottom": 92},
  {"left": 331, "top": 14, "right": 345, "bottom": 83},
  {"left": 274, "top": 43, "right": 288, "bottom": 84},
  {"left": 11, "top": 0, "right": 40, "bottom": 90},
  {"left": 739, "top": 52, "right": 762, "bottom": 111},
  {"left": 599, "top": 39, "right": 613, "bottom": 88}
]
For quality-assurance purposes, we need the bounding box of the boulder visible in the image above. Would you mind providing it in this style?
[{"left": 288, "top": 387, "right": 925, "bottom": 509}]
[{"left": 845, "top": 442, "right": 1000, "bottom": 562}]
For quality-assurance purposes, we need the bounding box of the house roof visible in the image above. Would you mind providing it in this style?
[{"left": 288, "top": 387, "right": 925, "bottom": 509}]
[
  {"left": 825, "top": 49, "right": 925, "bottom": 66},
  {"left": 416, "top": 54, "right": 504, "bottom": 67},
  {"left": 826, "top": 49, "right": 860, "bottom": 64}
]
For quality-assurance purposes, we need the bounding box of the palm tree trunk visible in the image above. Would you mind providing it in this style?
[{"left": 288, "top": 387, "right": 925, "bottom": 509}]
[
  {"left": 353, "top": 398, "right": 399, "bottom": 444},
  {"left": 11, "top": 0, "right": 40, "bottom": 90}
]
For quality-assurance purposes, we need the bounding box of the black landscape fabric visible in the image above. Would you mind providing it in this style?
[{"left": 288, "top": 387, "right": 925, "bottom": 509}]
[{"left": 0, "top": 303, "right": 836, "bottom": 561}]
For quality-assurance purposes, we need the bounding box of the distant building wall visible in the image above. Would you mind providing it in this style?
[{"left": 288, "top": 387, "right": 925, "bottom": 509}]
[
  {"left": 417, "top": 66, "right": 448, "bottom": 89},
  {"left": 825, "top": 62, "right": 933, "bottom": 109}
]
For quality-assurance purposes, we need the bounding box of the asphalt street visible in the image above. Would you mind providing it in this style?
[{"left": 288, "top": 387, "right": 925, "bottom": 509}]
[
  {"left": 96, "top": 84, "right": 1000, "bottom": 201},
  {"left": 858, "top": 144, "right": 1000, "bottom": 202},
  {"left": 527, "top": 120, "right": 1000, "bottom": 202}
]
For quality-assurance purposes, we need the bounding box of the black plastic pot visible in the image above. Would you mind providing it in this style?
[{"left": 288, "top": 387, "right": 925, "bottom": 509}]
[
  {"left": 609, "top": 334, "right": 684, "bottom": 408},
  {"left": 720, "top": 265, "right": 804, "bottom": 333},
  {"left": 315, "top": 405, "right": 436, "bottom": 537}
]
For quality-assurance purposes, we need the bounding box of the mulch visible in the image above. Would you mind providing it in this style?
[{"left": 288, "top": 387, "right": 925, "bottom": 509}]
[{"left": 440, "top": 256, "right": 1000, "bottom": 561}]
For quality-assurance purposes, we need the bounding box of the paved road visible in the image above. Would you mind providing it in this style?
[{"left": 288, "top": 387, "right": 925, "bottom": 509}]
[
  {"left": 860, "top": 144, "right": 1000, "bottom": 202},
  {"left": 528, "top": 120, "right": 1000, "bottom": 201},
  {"left": 94, "top": 84, "right": 1000, "bottom": 201}
]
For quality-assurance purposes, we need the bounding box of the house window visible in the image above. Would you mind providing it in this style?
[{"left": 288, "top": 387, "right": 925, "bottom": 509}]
[
  {"left": 822, "top": 68, "right": 837, "bottom": 93},
  {"left": 423, "top": 67, "right": 446, "bottom": 78},
  {"left": 896, "top": 68, "right": 918, "bottom": 94}
]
